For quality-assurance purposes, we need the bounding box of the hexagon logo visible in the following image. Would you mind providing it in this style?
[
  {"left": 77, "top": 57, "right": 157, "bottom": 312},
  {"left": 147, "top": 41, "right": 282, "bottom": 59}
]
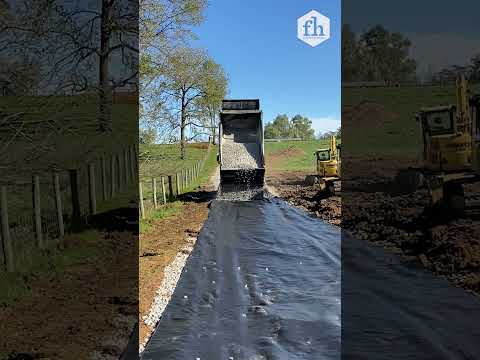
[{"left": 297, "top": 10, "right": 330, "bottom": 47}]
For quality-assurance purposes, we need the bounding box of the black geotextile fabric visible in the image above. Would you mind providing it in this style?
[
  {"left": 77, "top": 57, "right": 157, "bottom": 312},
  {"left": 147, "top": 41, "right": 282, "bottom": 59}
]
[
  {"left": 141, "top": 198, "right": 341, "bottom": 360},
  {"left": 342, "top": 232, "right": 480, "bottom": 359}
]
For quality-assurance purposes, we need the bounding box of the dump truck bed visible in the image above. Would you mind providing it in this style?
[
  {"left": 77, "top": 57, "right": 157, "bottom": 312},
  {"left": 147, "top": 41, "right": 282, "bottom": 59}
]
[{"left": 219, "top": 100, "right": 265, "bottom": 184}]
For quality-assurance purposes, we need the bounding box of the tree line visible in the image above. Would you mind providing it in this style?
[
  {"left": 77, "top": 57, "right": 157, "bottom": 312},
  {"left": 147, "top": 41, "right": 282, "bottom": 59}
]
[
  {"left": 342, "top": 24, "right": 417, "bottom": 83},
  {"left": 264, "top": 114, "right": 315, "bottom": 140},
  {"left": 430, "top": 55, "right": 480, "bottom": 83},
  {"left": 140, "top": 0, "right": 228, "bottom": 159},
  {"left": 342, "top": 24, "right": 480, "bottom": 84}
]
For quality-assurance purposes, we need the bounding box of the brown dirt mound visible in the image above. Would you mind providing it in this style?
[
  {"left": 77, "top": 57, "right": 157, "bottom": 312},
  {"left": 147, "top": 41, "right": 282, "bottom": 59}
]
[
  {"left": 188, "top": 142, "right": 210, "bottom": 149},
  {"left": 268, "top": 146, "right": 305, "bottom": 166},
  {"left": 342, "top": 101, "right": 399, "bottom": 129}
]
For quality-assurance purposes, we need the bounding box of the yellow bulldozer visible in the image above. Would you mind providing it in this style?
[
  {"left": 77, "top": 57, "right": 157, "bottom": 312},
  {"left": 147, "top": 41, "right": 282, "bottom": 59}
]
[
  {"left": 304, "top": 135, "right": 341, "bottom": 195},
  {"left": 395, "top": 74, "right": 480, "bottom": 215}
]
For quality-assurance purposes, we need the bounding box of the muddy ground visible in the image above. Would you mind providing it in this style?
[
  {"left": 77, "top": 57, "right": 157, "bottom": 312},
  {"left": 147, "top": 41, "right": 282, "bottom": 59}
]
[
  {"left": 267, "top": 163, "right": 480, "bottom": 296},
  {"left": 267, "top": 171, "right": 341, "bottom": 226},
  {"left": 0, "top": 208, "right": 138, "bottom": 359}
]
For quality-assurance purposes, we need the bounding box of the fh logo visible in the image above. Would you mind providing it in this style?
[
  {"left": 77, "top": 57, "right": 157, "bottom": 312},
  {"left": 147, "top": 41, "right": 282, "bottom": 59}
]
[{"left": 297, "top": 10, "right": 330, "bottom": 47}]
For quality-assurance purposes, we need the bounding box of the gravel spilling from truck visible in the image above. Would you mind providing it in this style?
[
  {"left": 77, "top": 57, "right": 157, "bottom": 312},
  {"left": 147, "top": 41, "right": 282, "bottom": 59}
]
[{"left": 221, "top": 141, "right": 262, "bottom": 170}]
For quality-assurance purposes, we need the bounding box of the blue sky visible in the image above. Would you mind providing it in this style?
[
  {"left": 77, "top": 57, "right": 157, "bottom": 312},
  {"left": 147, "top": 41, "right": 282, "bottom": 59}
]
[{"left": 191, "top": 0, "right": 341, "bottom": 136}]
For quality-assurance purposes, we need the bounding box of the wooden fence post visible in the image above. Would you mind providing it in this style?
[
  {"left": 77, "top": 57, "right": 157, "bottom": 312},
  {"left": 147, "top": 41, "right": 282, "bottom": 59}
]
[
  {"left": 116, "top": 153, "right": 122, "bottom": 191},
  {"left": 168, "top": 175, "right": 174, "bottom": 200},
  {"left": 110, "top": 154, "right": 116, "bottom": 198},
  {"left": 139, "top": 181, "right": 145, "bottom": 219},
  {"left": 152, "top": 178, "right": 158, "bottom": 209},
  {"left": 124, "top": 148, "right": 129, "bottom": 185},
  {"left": 1, "top": 186, "right": 14, "bottom": 272},
  {"left": 133, "top": 143, "right": 139, "bottom": 173},
  {"left": 130, "top": 145, "right": 136, "bottom": 182},
  {"left": 183, "top": 169, "right": 187, "bottom": 189},
  {"left": 32, "top": 175, "right": 43, "bottom": 248},
  {"left": 53, "top": 173, "right": 65, "bottom": 243},
  {"left": 101, "top": 156, "right": 107, "bottom": 200},
  {"left": 176, "top": 173, "right": 180, "bottom": 195},
  {"left": 88, "top": 163, "right": 97, "bottom": 215},
  {"left": 69, "top": 169, "right": 82, "bottom": 229},
  {"left": 161, "top": 177, "right": 167, "bottom": 204}
]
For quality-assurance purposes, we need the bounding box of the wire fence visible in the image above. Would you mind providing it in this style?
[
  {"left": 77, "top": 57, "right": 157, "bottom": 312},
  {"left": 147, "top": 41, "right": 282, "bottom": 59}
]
[
  {"left": 0, "top": 144, "right": 138, "bottom": 272},
  {"left": 139, "top": 144, "right": 212, "bottom": 219}
]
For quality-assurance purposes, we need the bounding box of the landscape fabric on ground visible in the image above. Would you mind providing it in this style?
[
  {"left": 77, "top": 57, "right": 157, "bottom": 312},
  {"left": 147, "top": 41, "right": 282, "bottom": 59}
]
[
  {"left": 141, "top": 198, "right": 341, "bottom": 359},
  {"left": 342, "top": 232, "right": 480, "bottom": 359}
]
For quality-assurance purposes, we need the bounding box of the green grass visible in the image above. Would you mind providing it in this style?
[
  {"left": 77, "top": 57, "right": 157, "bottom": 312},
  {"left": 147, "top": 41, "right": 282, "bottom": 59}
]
[
  {"left": 139, "top": 201, "right": 182, "bottom": 234},
  {"left": 140, "top": 143, "right": 217, "bottom": 199},
  {"left": 139, "top": 142, "right": 212, "bottom": 179},
  {"left": 342, "top": 84, "right": 480, "bottom": 159},
  {"left": 139, "top": 144, "right": 218, "bottom": 235},
  {"left": 97, "top": 183, "right": 137, "bottom": 213},
  {"left": 0, "top": 230, "right": 101, "bottom": 306},
  {"left": 181, "top": 144, "right": 218, "bottom": 192},
  {"left": 265, "top": 140, "right": 333, "bottom": 172}
]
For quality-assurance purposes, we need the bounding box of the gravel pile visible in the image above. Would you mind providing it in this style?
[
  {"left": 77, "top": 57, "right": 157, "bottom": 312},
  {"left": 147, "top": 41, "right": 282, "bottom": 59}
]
[{"left": 221, "top": 141, "right": 261, "bottom": 169}]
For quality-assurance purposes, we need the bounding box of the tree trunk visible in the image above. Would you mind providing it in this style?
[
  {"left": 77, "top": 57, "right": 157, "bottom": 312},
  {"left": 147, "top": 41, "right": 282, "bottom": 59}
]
[
  {"left": 98, "top": 0, "right": 111, "bottom": 132},
  {"left": 180, "top": 94, "right": 186, "bottom": 159},
  {"left": 212, "top": 121, "right": 217, "bottom": 145}
]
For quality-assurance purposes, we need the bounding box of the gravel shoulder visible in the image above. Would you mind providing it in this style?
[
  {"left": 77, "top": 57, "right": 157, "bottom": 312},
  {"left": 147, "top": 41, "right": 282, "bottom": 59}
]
[{"left": 139, "top": 168, "right": 219, "bottom": 350}]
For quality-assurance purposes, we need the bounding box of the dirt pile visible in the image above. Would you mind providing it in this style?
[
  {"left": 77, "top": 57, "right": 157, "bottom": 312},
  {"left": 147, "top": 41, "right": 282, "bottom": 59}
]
[
  {"left": 342, "top": 101, "right": 399, "bottom": 131},
  {"left": 266, "top": 172, "right": 340, "bottom": 226},
  {"left": 343, "top": 188, "right": 480, "bottom": 295},
  {"left": 279, "top": 185, "right": 341, "bottom": 226}
]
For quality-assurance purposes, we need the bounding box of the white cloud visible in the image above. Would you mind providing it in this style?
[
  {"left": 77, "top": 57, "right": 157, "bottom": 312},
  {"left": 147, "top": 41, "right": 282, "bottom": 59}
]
[{"left": 310, "top": 116, "right": 340, "bottom": 136}]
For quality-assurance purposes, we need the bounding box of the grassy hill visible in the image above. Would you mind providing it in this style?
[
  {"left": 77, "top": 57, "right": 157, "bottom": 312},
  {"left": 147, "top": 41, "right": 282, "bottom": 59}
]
[
  {"left": 265, "top": 140, "right": 332, "bottom": 172},
  {"left": 342, "top": 84, "right": 480, "bottom": 159},
  {"left": 139, "top": 142, "right": 215, "bottom": 179}
]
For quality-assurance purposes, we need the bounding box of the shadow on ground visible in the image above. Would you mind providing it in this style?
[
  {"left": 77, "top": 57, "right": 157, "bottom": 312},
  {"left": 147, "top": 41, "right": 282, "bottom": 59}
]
[{"left": 177, "top": 190, "right": 217, "bottom": 203}]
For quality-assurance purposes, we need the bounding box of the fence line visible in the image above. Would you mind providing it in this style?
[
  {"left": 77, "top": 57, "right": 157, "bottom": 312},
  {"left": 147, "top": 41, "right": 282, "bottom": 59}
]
[
  {"left": 139, "top": 145, "right": 211, "bottom": 219},
  {"left": 0, "top": 144, "right": 138, "bottom": 272}
]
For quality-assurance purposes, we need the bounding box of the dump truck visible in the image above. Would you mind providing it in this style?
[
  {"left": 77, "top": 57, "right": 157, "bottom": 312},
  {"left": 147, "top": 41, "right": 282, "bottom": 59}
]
[
  {"left": 218, "top": 99, "right": 265, "bottom": 185},
  {"left": 305, "top": 135, "right": 341, "bottom": 195},
  {"left": 394, "top": 75, "right": 480, "bottom": 215}
]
